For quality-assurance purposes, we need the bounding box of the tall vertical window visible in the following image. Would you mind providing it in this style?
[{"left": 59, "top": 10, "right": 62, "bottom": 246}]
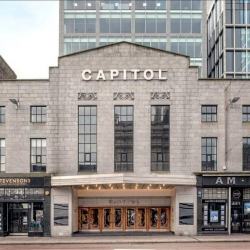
[
  {"left": 31, "top": 106, "right": 47, "bottom": 123},
  {"left": 0, "top": 107, "right": 5, "bottom": 123},
  {"left": 0, "top": 139, "right": 5, "bottom": 172},
  {"left": 201, "top": 138, "right": 217, "bottom": 171},
  {"left": 151, "top": 106, "right": 170, "bottom": 171},
  {"left": 79, "top": 106, "right": 97, "bottom": 172},
  {"left": 243, "top": 138, "right": 250, "bottom": 171},
  {"left": 114, "top": 106, "right": 133, "bottom": 172},
  {"left": 31, "top": 139, "right": 46, "bottom": 172}
]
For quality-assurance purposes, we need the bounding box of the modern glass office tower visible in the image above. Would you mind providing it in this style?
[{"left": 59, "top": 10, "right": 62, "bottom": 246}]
[
  {"left": 208, "top": 0, "right": 250, "bottom": 78},
  {"left": 59, "top": 0, "right": 207, "bottom": 77}
]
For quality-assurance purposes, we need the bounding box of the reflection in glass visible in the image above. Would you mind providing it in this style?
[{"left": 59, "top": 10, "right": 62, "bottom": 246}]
[
  {"left": 150, "top": 208, "right": 158, "bottom": 227},
  {"left": 127, "top": 208, "right": 135, "bottom": 228},
  {"left": 104, "top": 209, "right": 111, "bottom": 228},
  {"left": 90, "top": 209, "right": 99, "bottom": 228},
  {"left": 137, "top": 208, "right": 146, "bottom": 228},
  {"left": 115, "top": 208, "right": 122, "bottom": 228}
]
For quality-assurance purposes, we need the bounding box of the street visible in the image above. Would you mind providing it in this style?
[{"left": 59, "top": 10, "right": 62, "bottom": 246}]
[{"left": 0, "top": 242, "right": 250, "bottom": 250}]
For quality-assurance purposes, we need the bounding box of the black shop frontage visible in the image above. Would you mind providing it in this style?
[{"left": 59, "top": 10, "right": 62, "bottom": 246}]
[
  {"left": 0, "top": 175, "right": 51, "bottom": 237},
  {"left": 197, "top": 175, "right": 250, "bottom": 235}
]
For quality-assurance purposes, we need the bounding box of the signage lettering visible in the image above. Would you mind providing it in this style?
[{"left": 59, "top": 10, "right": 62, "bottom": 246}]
[
  {"left": 0, "top": 178, "right": 31, "bottom": 185},
  {"left": 81, "top": 69, "right": 167, "bottom": 81},
  {"left": 214, "top": 177, "right": 236, "bottom": 185},
  {"left": 109, "top": 199, "right": 140, "bottom": 205},
  {"left": 215, "top": 177, "right": 223, "bottom": 185}
]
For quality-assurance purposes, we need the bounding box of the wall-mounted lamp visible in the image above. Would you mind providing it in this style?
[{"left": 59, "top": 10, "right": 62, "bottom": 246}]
[
  {"left": 9, "top": 99, "right": 19, "bottom": 110},
  {"left": 229, "top": 97, "right": 240, "bottom": 108}
]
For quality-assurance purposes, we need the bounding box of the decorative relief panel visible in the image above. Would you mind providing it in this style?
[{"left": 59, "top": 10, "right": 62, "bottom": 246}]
[
  {"left": 78, "top": 93, "right": 97, "bottom": 100},
  {"left": 113, "top": 93, "right": 135, "bottom": 101},
  {"left": 151, "top": 92, "right": 170, "bottom": 100}
]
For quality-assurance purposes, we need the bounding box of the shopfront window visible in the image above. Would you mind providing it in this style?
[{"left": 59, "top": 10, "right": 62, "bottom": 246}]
[
  {"left": 30, "top": 203, "right": 44, "bottom": 232},
  {"left": 202, "top": 188, "right": 228, "bottom": 232}
]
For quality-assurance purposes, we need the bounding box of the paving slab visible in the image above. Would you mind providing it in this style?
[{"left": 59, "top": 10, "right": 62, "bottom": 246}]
[{"left": 0, "top": 235, "right": 249, "bottom": 245}]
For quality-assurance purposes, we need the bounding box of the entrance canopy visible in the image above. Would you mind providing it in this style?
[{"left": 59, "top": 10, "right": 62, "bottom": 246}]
[{"left": 52, "top": 173, "right": 196, "bottom": 187}]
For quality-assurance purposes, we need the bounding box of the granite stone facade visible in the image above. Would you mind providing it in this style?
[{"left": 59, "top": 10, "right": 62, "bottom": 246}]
[
  {"left": 0, "top": 56, "right": 16, "bottom": 80},
  {"left": 0, "top": 42, "right": 250, "bottom": 236}
]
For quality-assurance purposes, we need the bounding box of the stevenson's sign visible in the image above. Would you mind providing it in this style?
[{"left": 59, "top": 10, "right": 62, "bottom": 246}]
[{"left": 81, "top": 69, "right": 167, "bottom": 81}]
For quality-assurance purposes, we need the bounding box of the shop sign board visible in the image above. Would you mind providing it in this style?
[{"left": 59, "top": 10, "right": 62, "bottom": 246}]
[
  {"left": 0, "top": 177, "right": 45, "bottom": 187},
  {"left": 202, "top": 176, "right": 250, "bottom": 187}
]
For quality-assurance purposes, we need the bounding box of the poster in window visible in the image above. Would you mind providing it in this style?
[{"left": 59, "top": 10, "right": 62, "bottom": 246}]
[
  {"left": 210, "top": 210, "right": 219, "bottom": 222},
  {"left": 244, "top": 203, "right": 250, "bottom": 215}
]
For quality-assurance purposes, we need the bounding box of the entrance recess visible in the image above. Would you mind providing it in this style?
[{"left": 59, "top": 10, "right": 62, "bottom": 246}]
[
  {"left": 9, "top": 203, "right": 29, "bottom": 234},
  {"left": 78, "top": 207, "right": 170, "bottom": 231}
]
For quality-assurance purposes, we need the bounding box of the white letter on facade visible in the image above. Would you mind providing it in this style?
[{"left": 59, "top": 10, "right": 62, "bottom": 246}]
[
  {"left": 227, "top": 177, "right": 235, "bottom": 184},
  {"left": 96, "top": 70, "right": 106, "bottom": 81},
  {"left": 123, "top": 69, "right": 127, "bottom": 80},
  {"left": 82, "top": 70, "right": 92, "bottom": 81},
  {"left": 131, "top": 69, "right": 140, "bottom": 80},
  {"left": 110, "top": 69, "right": 119, "bottom": 80},
  {"left": 143, "top": 69, "right": 154, "bottom": 80},
  {"left": 159, "top": 69, "right": 167, "bottom": 80},
  {"left": 215, "top": 177, "right": 223, "bottom": 185}
]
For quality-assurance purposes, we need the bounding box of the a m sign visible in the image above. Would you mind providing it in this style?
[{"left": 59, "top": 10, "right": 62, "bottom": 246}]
[{"left": 215, "top": 177, "right": 236, "bottom": 185}]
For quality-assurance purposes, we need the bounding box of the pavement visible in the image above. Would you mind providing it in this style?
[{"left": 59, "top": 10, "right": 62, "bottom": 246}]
[{"left": 1, "top": 234, "right": 250, "bottom": 245}]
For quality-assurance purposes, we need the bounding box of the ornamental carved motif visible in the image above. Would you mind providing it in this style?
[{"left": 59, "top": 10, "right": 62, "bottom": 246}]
[
  {"left": 78, "top": 93, "right": 97, "bottom": 100},
  {"left": 113, "top": 93, "right": 135, "bottom": 101},
  {"left": 151, "top": 92, "right": 170, "bottom": 100}
]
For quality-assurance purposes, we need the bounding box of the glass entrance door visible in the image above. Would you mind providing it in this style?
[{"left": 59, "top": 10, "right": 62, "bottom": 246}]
[
  {"left": 9, "top": 209, "right": 29, "bottom": 234},
  {"left": 78, "top": 208, "right": 100, "bottom": 230},
  {"left": 231, "top": 208, "right": 242, "bottom": 233},
  {"left": 150, "top": 207, "right": 170, "bottom": 229}
]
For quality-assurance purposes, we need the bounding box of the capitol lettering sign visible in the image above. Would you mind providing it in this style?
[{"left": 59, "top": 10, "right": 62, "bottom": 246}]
[
  {"left": 109, "top": 199, "right": 140, "bottom": 205},
  {"left": 82, "top": 69, "right": 167, "bottom": 81}
]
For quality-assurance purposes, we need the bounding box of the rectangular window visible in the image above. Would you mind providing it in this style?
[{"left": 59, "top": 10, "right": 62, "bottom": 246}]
[
  {"left": 30, "top": 139, "right": 46, "bottom": 172},
  {"left": 243, "top": 138, "right": 250, "bottom": 171},
  {"left": 151, "top": 106, "right": 170, "bottom": 171},
  {"left": 0, "top": 139, "right": 5, "bottom": 172},
  {"left": 243, "top": 105, "right": 250, "bottom": 121},
  {"left": 201, "top": 138, "right": 217, "bottom": 171},
  {"left": 79, "top": 106, "right": 97, "bottom": 172},
  {"left": 201, "top": 105, "right": 217, "bottom": 122},
  {"left": 31, "top": 106, "right": 47, "bottom": 123},
  {"left": 0, "top": 107, "right": 5, "bottom": 123},
  {"left": 115, "top": 106, "right": 133, "bottom": 172}
]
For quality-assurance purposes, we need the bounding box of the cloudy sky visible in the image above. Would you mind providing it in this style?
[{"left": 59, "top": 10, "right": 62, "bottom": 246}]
[{"left": 0, "top": 1, "right": 59, "bottom": 79}]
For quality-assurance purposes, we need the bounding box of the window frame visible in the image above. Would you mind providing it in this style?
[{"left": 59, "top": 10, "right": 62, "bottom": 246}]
[
  {"left": 151, "top": 105, "right": 170, "bottom": 172},
  {"left": 78, "top": 106, "right": 97, "bottom": 172},
  {"left": 114, "top": 105, "right": 134, "bottom": 172},
  {"left": 201, "top": 137, "right": 217, "bottom": 171},
  {"left": 0, "top": 139, "right": 5, "bottom": 172},
  {"left": 30, "top": 138, "right": 46, "bottom": 173},
  {"left": 30, "top": 106, "right": 47, "bottom": 123},
  {"left": 0, "top": 106, "right": 5, "bottom": 123},
  {"left": 242, "top": 105, "right": 250, "bottom": 122},
  {"left": 243, "top": 137, "right": 250, "bottom": 171},
  {"left": 201, "top": 105, "right": 217, "bottom": 122}
]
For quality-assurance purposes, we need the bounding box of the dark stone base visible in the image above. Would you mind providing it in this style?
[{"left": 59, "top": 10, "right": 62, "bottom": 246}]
[{"left": 28, "top": 231, "right": 44, "bottom": 237}]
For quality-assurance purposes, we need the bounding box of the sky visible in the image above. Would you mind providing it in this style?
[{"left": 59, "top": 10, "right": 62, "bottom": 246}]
[{"left": 0, "top": 1, "right": 59, "bottom": 79}]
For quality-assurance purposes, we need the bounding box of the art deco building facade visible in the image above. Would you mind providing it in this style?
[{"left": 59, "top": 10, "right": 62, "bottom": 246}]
[
  {"left": 0, "top": 43, "right": 250, "bottom": 236},
  {"left": 60, "top": 0, "right": 207, "bottom": 77}
]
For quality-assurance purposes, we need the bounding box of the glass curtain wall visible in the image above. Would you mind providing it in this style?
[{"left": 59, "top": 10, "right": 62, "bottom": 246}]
[{"left": 62, "top": 0, "right": 204, "bottom": 76}]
